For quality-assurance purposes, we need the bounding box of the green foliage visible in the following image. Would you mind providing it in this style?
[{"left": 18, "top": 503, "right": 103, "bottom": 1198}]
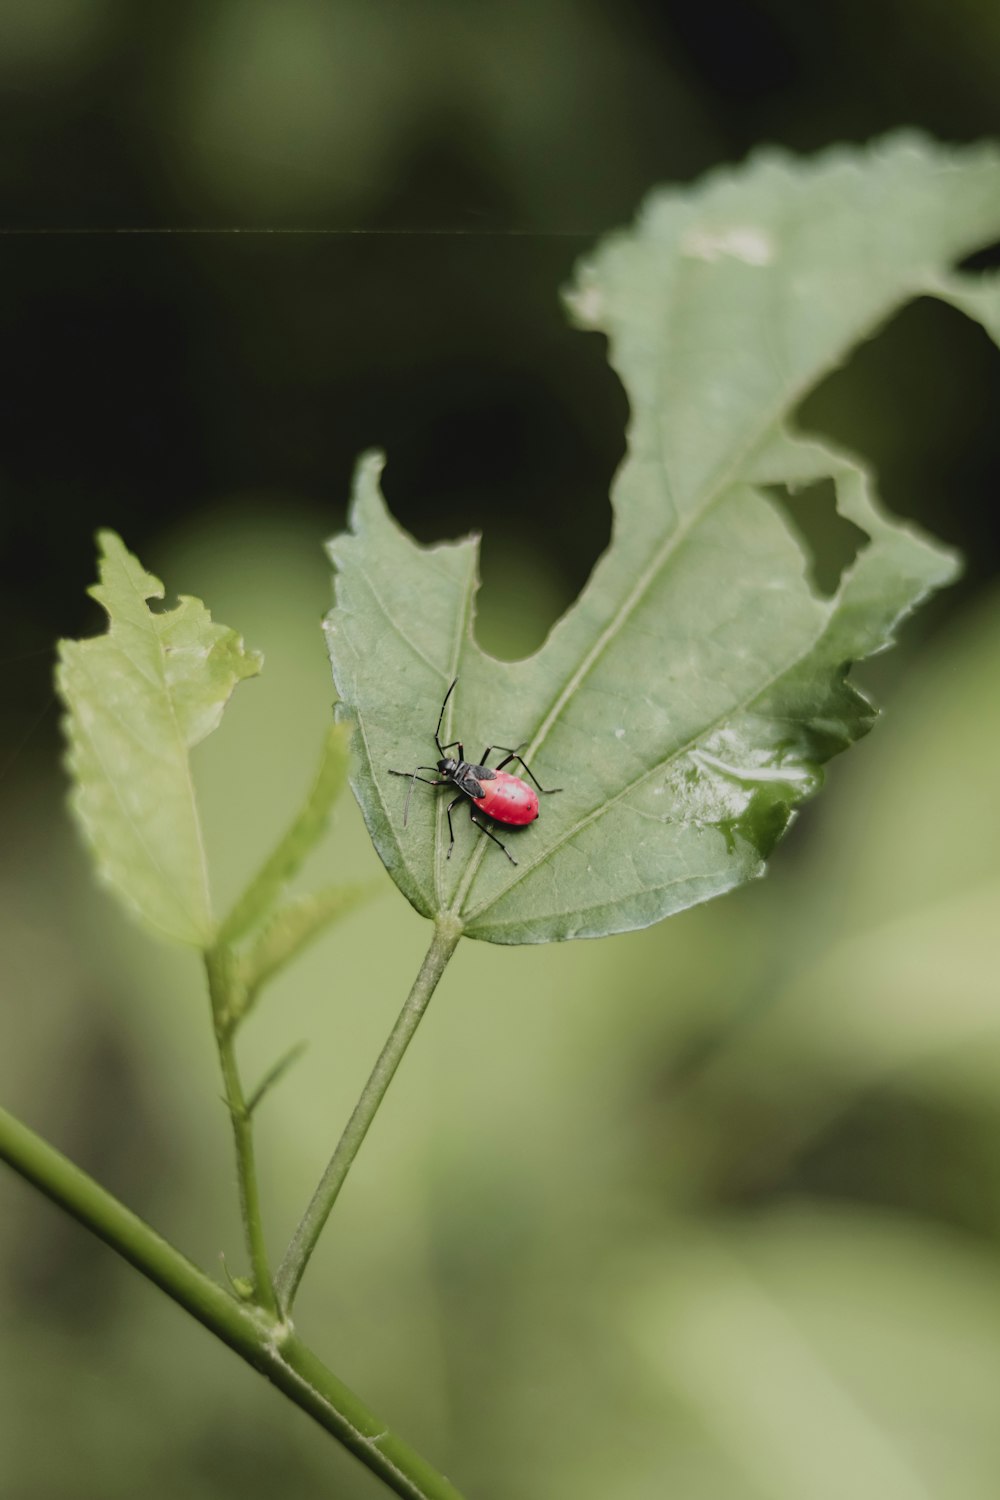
[
  {"left": 218, "top": 722, "right": 353, "bottom": 946},
  {"left": 323, "top": 134, "right": 1000, "bottom": 945},
  {"left": 237, "top": 882, "right": 370, "bottom": 1005},
  {"left": 56, "top": 530, "right": 262, "bottom": 947},
  {"left": 56, "top": 533, "right": 361, "bottom": 990},
  {"left": 25, "top": 136, "right": 1000, "bottom": 1500}
]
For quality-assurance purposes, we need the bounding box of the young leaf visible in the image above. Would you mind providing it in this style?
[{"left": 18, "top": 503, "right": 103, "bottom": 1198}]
[
  {"left": 324, "top": 135, "right": 999, "bottom": 945},
  {"left": 219, "top": 722, "right": 352, "bottom": 945},
  {"left": 57, "top": 531, "right": 262, "bottom": 947},
  {"left": 237, "top": 882, "right": 373, "bottom": 1003}
]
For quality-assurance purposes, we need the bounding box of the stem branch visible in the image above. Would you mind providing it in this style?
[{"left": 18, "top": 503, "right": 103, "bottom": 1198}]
[
  {"left": 0, "top": 1101, "right": 466, "bottom": 1500},
  {"left": 276, "top": 918, "right": 462, "bottom": 1311},
  {"left": 206, "top": 948, "right": 277, "bottom": 1315}
]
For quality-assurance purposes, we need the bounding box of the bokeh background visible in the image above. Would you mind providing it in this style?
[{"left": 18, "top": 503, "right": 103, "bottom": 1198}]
[{"left": 2, "top": 2, "right": 1000, "bottom": 1497}]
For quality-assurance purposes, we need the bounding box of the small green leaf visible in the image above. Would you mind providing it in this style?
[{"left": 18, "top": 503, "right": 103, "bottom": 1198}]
[
  {"left": 325, "top": 136, "right": 999, "bottom": 945},
  {"left": 219, "top": 722, "right": 352, "bottom": 946},
  {"left": 238, "top": 882, "right": 372, "bottom": 1000},
  {"left": 57, "top": 531, "right": 262, "bottom": 947}
]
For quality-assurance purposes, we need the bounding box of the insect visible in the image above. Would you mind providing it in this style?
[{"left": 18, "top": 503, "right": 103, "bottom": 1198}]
[{"left": 388, "top": 678, "right": 561, "bottom": 865}]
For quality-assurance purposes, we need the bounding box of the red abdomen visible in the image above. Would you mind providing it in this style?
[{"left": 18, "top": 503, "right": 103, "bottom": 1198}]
[{"left": 475, "top": 771, "right": 539, "bottom": 826}]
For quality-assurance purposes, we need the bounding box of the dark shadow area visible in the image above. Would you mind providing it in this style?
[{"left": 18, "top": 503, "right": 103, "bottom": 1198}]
[
  {"left": 798, "top": 296, "right": 1000, "bottom": 608},
  {"left": 958, "top": 240, "right": 1000, "bottom": 273},
  {"left": 766, "top": 478, "right": 870, "bottom": 597}
]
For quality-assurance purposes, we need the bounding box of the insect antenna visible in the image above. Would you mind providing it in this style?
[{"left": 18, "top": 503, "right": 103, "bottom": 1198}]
[
  {"left": 403, "top": 770, "right": 417, "bottom": 826},
  {"left": 434, "top": 677, "right": 459, "bottom": 756},
  {"left": 388, "top": 765, "right": 441, "bottom": 825}
]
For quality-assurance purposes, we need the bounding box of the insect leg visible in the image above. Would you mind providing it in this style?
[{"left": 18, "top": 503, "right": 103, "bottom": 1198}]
[
  {"left": 445, "top": 794, "right": 464, "bottom": 858},
  {"left": 469, "top": 805, "right": 517, "bottom": 865},
  {"left": 482, "top": 745, "right": 562, "bottom": 794}
]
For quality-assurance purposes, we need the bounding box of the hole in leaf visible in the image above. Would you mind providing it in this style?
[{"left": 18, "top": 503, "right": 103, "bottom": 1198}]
[
  {"left": 765, "top": 479, "right": 870, "bottom": 598},
  {"left": 956, "top": 240, "right": 1000, "bottom": 274},
  {"left": 379, "top": 333, "right": 624, "bottom": 661},
  {"left": 797, "top": 296, "right": 1000, "bottom": 601}
]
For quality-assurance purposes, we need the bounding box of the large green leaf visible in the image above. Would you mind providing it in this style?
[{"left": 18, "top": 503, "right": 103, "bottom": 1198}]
[
  {"left": 57, "top": 531, "right": 262, "bottom": 947},
  {"left": 325, "top": 135, "right": 1000, "bottom": 945}
]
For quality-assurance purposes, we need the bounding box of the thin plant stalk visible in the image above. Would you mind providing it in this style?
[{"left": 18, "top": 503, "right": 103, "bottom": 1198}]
[
  {"left": 206, "top": 947, "right": 278, "bottom": 1315},
  {"left": 276, "top": 917, "right": 462, "bottom": 1311},
  {"left": 0, "top": 1101, "right": 466, "bottom": 1500}
]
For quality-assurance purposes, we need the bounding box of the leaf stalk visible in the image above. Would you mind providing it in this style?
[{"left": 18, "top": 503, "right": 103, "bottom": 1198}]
[{"left": 276, "top": 916, "right": 462, "bottom": 1311}]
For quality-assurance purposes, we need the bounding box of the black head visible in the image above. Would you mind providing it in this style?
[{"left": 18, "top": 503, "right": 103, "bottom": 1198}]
[{"left": 438, "top": 757, "right": 458, "bottom": 775}]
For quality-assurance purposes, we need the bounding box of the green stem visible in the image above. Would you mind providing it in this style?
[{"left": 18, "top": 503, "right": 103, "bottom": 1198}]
[
  {"left": 276, "top": 917, "right": 462, "bottom": 1312},
  {"left": 0, "top": 1102, "right": 465, "bottom": 1500},
  {"left": 206, "top": 949, "right": 277, "bottom": 1315}
]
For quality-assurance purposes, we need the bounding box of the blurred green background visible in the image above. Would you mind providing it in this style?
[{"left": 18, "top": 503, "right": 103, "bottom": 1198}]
[{"left": 2, "top": 2, "right": 1000, "bottom": 1497}]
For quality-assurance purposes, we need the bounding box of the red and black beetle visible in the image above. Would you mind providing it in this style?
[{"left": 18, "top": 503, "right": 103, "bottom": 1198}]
[{"left": 388, "top": 679, "right": 561, "bottom": 865}]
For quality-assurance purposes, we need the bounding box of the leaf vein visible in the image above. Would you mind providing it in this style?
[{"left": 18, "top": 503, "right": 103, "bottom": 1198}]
[{"left": 461, "top": 606, "right": 831, "bottom": 925}]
